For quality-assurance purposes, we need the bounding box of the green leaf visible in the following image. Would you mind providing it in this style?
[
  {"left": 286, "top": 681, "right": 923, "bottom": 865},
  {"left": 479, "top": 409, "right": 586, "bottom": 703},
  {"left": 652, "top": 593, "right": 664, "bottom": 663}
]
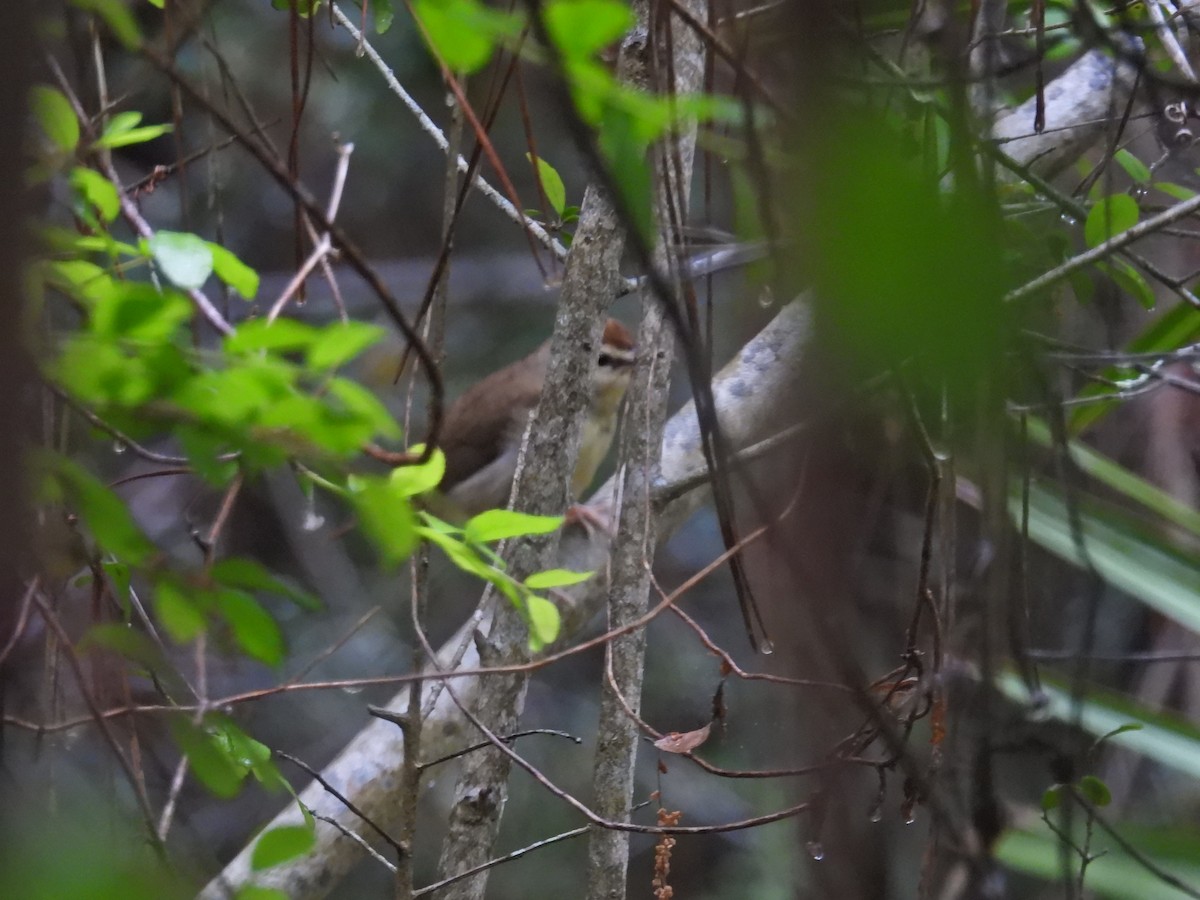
[
  {"left": 1070, "top": 303, "right": 1200, "bottom": 433},
  {"left": 413, "top": 0, "right": 506, "bottom": 72},
  {"left": 91, "top": 283, "right": 193, "bottom": 342},
  {"left": 388, "top": 448, "right": 445, "bottom": 498},
  {"left": 419, "top": 523, "right": 495, "bottom": 578},
  {"left": 1013, "top": 482, "right": 1200, "bottom": 634},
  {"left": 544, "top": 0, "right": 634, "bottom": 58},
  {"left": 98, "top": 124, "right": 174, "bottom": 150},
  {"left": 1112, "top": 149, "right": 1150, "bottom": 184},
  {"left": 235, "top": 888, "right": 287, "bottom": 900},
  {"left": 47, "top": 455, "right": 155, "bottom": 564},
  {"left": 324, "top": 377, "right": 403, "bottom": 442},
  {"left": 998, "top": 825, "right": 1200, "bottom": 900},
  {"left": 1023, "top": 418, "right": 1200, "bottom": 540},
  {"left": 208, "top": 718, "right": 286, "bottom": 790},
  {"left": 224, "top": 318, "right": 319, "bottom": 355},
  {"left": 1084, "top": 194, "right": 1139, "bottom": 249},
  {"left": 251, "top": 825, "right": 316, "bottom": 871},
  {"left": 170, "top": 717, "right": 245, "bottom": 798},
  {"left": 208, "top": 243, "right": 260, "bottom": 299},
  {"left": 526, "top": 594, "right": 560, "bottom": 649},
  {"left": 464, "top": 509, "right": 563, "bottom": 543},
  {"left": 1098, "top": 258, "right": 1155, "bottom": 310},
  {"left": 79, "top": 624, "right": 169, "bottom": 672},
  {"left": 30, "top": 86, "right": 79, "bottom": 154},
  {"left": 216, "top": 589, "right": 285, "bottom": 666},
  {"left": 527, "top": 153, "right": 567, "bottom": 217},
  {"left": 155, "top": 580, "right": 208, "bottom": 644},
  {"left": 374, "top": 0, "right": 395, "bottom": 31},
  {"left": 148, "top": 231, "right": 213, "bottom": 290},
  {"left": 70, "top": 0, "right": 142, "bottom": 47},
  {"left": 1077, "top": 775, "right": 1112, "bottom": 807},
  {"left": 69, "top": 167, "right": 120, "bottom": 223},
  {"left": 1156, "top": 181, "right": 1196, "bottom": 201},
  {"left": 91, "top": 110, "right": 174, "bottom": 150},
  {"left": 93, "top": 110, "right": 172, "bottom": 150},
  {"left": 351, "top": 476, "right": 419, "bottom": 565},
  {"left": 211, "top": 558, "right": 319, "bottom": 610},
  {"left": 1040, "top": 785, "right": 1063, "bottom": 811},
  {"left": 525, "top": 568, "right": 593, "bottom": 589},
  {"left": 307, "top": 322, "right": 386, "bottom": 370},
  {"left": 597, "top": 106, "right": 653, "bottom": 241}
]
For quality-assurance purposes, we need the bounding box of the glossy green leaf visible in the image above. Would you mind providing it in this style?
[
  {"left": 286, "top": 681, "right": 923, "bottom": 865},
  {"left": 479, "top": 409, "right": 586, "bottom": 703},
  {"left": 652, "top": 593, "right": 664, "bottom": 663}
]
[
  {"left": 1084, "top": 194, "right": 1139, "bottom": 249},
  {"left": 148, "top": 231, "right": 213, "bottom": 290},
  {"left": 465, "top": 509, "right": 563, "bottom": 543},
  {"left": 251, "top": 825, "right": 316, "bottom": 871},
  {"left": 525, "top": 568, "right": 593, "bottom": 589},
  {"left": 30, "top": 86, "right": 79, "bottom": 154},
  {"left": 208, "top": 243, "right": 260, "bottom": 299},
  {"left": 1013, "top": 482, "right": 1200, "bottom": 634}
]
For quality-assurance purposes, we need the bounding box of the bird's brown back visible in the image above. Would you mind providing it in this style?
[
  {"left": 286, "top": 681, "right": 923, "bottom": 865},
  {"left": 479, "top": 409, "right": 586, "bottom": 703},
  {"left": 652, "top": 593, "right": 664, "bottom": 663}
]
[{"left": 436, "top": 342, "right": 549, "bottom": 492}]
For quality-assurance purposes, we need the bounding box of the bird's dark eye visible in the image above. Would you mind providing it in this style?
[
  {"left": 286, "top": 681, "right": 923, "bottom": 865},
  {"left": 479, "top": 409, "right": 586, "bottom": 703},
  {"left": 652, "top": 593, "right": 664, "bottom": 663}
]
[{"left": 598, "top": 352, "right": 614, "bottom": 367}]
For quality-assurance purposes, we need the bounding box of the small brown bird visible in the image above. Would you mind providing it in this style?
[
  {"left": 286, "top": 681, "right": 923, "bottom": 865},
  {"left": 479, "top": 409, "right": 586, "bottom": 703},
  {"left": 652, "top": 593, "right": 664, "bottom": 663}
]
[{"left": 435, "top": 319, "right": 637, "bottom": 518}]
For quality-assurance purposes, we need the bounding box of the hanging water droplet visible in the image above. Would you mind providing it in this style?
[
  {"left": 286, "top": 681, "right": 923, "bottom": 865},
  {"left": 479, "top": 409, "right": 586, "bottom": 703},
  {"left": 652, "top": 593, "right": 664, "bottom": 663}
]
[
  {"left": 1132, "top": 185, "right": 1148, "bottom": 202},
  {"left": 302, "top": 509, "right": 325, "bottom": 532},
  {"left": 1059, "top": 213, "right": 1078, "bottom": 226},
  {"left": 868, "top": 805, "right": 883, "bottom": 824},
  {"left": 806, "top": 840, "right": 825, "bottom": 861},
  {"left": 341, "top": 685, "right": 364, "bottom": 695},
  {"left": 758, "top": 286, "right": 776, "bottom": 309},
  {"left": 113, "top": 441, "right": 126, "bottom": 455},
  {"left": 758, "top": 638, "right": 775, "bottom": 656},
  {"left": 903, "top": 810, "right": 917, "bottom": 826}
]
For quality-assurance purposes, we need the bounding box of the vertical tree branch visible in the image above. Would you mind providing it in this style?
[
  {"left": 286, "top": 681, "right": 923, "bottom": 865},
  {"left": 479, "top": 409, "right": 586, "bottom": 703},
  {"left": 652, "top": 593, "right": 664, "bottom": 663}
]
[{"left": 584, "top": 0, "right": 704, "bottom": 895}]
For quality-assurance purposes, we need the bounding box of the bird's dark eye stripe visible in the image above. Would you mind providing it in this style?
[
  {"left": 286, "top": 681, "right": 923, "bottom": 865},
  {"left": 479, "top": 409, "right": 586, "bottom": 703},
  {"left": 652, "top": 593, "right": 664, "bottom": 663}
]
[{"left": 598, "top": 352, "right": 614, "bottom": 366}]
